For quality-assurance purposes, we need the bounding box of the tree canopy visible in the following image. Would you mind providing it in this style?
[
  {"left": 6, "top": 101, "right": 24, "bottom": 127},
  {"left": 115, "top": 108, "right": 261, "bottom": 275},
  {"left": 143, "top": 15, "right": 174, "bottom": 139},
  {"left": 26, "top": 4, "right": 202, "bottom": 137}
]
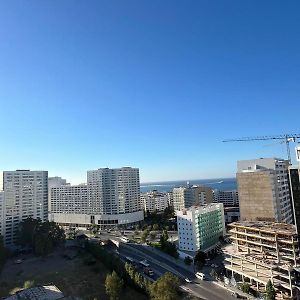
[
  {"left": 149, "top": 272, "right": 180, "bottom": 300},
  {"left": 265, "top": 280, "right": 276, "bottom": 300},
  {"left": 105, "top": 271, "right": 123, "bottom": 300},
  {"left": 18, "top": 218, "right": 65, "bottom": 256},
  {"left": 194, "top": 251, "right": 206, "bottom": 268}
]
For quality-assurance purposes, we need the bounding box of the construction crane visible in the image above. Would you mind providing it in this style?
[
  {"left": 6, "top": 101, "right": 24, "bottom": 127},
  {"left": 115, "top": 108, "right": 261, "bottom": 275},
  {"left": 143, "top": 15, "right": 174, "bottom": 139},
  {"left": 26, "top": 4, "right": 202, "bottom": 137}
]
[{"left": 222, "top": 133, "right": 300, "bottom": 163}]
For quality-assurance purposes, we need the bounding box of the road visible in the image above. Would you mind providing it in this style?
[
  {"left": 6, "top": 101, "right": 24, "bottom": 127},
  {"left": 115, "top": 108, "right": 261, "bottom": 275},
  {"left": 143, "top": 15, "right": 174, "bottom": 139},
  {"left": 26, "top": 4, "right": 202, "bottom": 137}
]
[
  {"left": 91, "top": 232, "right": 237, "bottom": 300},
  {"left": 120, "top": 243, "right": 237, "bottom": 300}
]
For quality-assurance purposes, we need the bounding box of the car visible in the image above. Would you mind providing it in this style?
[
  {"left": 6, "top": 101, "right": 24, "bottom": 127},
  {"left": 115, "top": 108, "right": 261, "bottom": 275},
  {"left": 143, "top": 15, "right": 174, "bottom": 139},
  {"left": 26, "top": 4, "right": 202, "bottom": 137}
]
[
  {"left": 14, "top": 259, "right": 23, "bottom": 264},
  {"left": 195, "top": 272, "right": 205, "bottom": 280},
  {"left": 184, "top": 278, "right": 192, "bottom": 283},
  {"left": 143, "top": 267, "right": 154, "bottom": 277}
]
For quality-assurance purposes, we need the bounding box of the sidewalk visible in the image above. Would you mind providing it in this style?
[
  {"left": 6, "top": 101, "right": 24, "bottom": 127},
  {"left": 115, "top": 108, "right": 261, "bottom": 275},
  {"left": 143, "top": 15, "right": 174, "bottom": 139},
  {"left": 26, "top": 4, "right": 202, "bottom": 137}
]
[{"left": 213, "top": 280, "right": 257, "bottom": 300}]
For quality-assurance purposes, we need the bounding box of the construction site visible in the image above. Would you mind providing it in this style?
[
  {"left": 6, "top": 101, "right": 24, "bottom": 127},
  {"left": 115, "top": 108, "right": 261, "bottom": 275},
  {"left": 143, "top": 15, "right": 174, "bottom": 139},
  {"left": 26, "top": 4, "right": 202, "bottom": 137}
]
[{"left": 224, "top": 221, "right": 300, "bottom": 299}]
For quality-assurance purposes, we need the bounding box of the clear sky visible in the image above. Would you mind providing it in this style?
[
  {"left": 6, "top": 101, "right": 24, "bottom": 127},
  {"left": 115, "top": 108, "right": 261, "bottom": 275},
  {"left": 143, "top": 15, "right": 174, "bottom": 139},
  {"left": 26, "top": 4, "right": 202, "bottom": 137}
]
[{"left": 0, "top": 1, "right": 299, "bottom": 184}]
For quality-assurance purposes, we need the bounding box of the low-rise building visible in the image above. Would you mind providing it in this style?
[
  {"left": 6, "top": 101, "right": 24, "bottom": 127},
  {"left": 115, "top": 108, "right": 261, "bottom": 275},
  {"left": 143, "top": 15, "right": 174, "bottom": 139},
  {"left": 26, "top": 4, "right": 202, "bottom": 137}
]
[
  {"left": 224, "top": 221, "right": 300, "bottom": 299},
  {"left": 176, "top": 204, "right": 225, "bottom": 254}
]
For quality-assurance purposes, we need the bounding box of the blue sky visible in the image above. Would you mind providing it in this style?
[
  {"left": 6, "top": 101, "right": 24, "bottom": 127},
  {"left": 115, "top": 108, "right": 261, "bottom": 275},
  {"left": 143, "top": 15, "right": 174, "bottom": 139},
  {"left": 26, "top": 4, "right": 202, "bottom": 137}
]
[{"left": 0, "top": 1, "right": 299, "bottom": 184}]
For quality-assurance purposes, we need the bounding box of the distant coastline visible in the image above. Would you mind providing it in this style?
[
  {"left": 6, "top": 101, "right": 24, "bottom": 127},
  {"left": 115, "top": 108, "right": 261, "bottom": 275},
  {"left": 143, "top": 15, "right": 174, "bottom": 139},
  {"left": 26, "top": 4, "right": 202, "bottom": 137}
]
[{"left": 140, "top": 177, "right": 237, "bottom": 193}]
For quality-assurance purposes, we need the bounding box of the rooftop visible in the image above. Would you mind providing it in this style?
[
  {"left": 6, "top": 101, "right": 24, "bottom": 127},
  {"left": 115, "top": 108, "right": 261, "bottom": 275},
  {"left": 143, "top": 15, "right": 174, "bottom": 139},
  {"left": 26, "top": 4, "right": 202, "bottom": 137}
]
[
  {"left": 229, "top": 221, "right": 297, "bottom": 236},
  {"left": 5, "top": 285, "right": 64, "bottom": 300}
]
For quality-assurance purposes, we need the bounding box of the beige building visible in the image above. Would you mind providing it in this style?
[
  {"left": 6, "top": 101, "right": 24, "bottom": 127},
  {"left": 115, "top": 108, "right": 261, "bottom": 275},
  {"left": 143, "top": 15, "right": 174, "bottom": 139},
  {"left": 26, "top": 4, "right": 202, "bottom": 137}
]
[
  {"left": 224, "top": 221, "right": 300, "bottom": 299},
  {"left": 193, "top": 186, "right": 213, "bottom": 205},
  {"left": 237, "top": 158, "right": 292, "bottom": 224}
]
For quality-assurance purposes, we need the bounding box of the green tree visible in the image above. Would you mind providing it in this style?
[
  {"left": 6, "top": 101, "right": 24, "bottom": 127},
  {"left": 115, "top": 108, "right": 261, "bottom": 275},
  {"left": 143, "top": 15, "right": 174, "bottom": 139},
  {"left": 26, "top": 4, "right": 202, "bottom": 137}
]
[
  {"left": 210, "top": 269, "right": 217, "bottom": 279},
  {"left": 89, "top": 224, "right": 98, "bottom": 235},
  {"left": 141, "top": 230, "right": 149, "bottom": 243},
  {"left": 153, "top": 224, "right": 159, "bottom": 231},
  {"left": 149, "top": 232, "right": 157, "bottom": 241},
  {"left": 18, "top": 218, "right": 41, "bottom": 247},
  {"left": 105, "top": 271, "right": 123, "bottom": 300},
  {"left": 150, "top": 272, "right": 180, "bottom": 300},
  {"left": 240, "top": 282, "right": 250, "bottom": 294},
  {"left": 184, "top": 256, "right": 193, "bottom": 265},
  {"left": 24, "top": 280, "right": 35, "bottom": 289},
  {"left": 19, "top": 218, "right": 65, "bottom": 256},
  {"left": 194, "top": 251, "right": 206, "bottom": 269},
  {"left": 265, "top": 280, "right": 276, "bottom": 300},
  {"left": 0, "top": 235, "right": 9, "bottom": 271}
]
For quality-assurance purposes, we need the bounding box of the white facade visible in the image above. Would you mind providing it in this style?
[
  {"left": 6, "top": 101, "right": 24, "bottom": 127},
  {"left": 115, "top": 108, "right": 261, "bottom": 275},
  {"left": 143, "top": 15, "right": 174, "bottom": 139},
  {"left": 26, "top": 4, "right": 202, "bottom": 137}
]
[
  {"left": 50, "top": 167, "right": 144, "bottom": 228},
  {"left": 167, "top": 192, "right": 173, "bottom": 207},
  {"left": 213, "top": 190, "right": 239, "bottom": 206},
  {"left": 177, "top": 204, "right": 225, "bottom": 253},
  {"left": 237, "top": 158, "right": 292, "bottom": 224},
  {"left": 2, "top": 170, "right": 48, "bottom": 246},
  {"left": 87, "top": 167, "right": 141, "bottom": 215},
  {"left": 48, "top": 176, "right": 68, "bottom": 211},
  {"left": 50, "top": 184, "right": 88, "bottom": 214},
  {"left": 173, "top": 187, "right": 194, "bottom": 211},
  {"left": 141, "top": 191, "right": 169, "bottom": 213},
  {"left": 50, "top": 211, "right": 144, "bottom": 229}
]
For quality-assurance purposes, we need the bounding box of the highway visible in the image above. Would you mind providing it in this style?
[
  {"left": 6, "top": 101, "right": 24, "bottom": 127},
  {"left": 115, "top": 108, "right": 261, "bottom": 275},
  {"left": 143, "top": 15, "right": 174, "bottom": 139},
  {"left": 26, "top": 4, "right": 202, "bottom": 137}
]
[
  {"left": 91, "top": 232, "right": 237, "bottom": 300},
  {"left": 119, "top": 243, "right": 237, "bottom": 300}
]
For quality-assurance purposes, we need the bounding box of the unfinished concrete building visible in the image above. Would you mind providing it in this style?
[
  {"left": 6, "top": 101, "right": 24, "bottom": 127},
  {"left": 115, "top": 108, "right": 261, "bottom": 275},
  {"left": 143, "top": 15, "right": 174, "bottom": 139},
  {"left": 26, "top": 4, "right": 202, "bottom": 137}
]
[{"left": 224, "top": 221, "right": 300, "bottom": 299}]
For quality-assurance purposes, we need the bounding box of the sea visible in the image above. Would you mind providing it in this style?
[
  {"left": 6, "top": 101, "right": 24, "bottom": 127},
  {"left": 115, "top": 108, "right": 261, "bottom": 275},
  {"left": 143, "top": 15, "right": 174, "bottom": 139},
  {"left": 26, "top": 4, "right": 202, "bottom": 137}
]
[{"left": 140, "top": 177, "right": 237, "bottom": 193}]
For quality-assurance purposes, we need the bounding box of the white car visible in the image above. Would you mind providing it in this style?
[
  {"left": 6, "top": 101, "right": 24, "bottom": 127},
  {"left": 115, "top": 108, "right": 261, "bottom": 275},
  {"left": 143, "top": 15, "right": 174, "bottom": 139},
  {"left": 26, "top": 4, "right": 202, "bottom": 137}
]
[
  {"left": 195, "top": 272, "right": 205, "bottom": 280},
  {"left": 14, "top": 259, "right": 23, "bottom": 264},
  {"left": 185, "top": 278, "right": 192, "bottom": 283}
]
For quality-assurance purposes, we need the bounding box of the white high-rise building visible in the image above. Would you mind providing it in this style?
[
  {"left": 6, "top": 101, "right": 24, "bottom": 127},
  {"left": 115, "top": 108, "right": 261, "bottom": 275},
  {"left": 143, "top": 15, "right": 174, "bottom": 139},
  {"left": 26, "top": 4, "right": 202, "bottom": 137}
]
[
  {"left": 50, "top": 167, "right": 144, "bottom": 228},
  {"left": 2, "top": 170, "right": 48, "bottom": 246},
  {"left": 141, "top": 191, "right": 169, "bottom": 213},
  {"left": 50, "top": 184, "right": 88, "bottom": 214},
  {"left": 237, "top": 158, "right": 292, "bottom": 223},
  {"left": 48, "top": 177, "right": 68, "bottom": 211},
  {"left": 177, "top": 204, "right": 225, "bottom": 253}
]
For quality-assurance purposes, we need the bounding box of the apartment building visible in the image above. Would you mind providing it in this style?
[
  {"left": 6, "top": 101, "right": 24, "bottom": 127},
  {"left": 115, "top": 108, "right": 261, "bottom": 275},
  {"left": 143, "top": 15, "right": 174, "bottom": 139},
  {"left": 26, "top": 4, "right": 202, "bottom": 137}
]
[
  {"left": 213, "top": 190, "right": 239, "bottom": 207},
  {"left": 177, "top": 204, "right": 225, "bottom": 253},
  {"left": 224, "top": 221, "right": 300, "bottom": 299},
  {"left": 48, "top": 177, "right": 68, "bottom": 211},
  {"left": 173, "top": 186, "right": 194, "bottom": 211},
  {"left": 193, "top": 186, "right": 214, "bottom": 205},
  {"left": 167, "top": 192, "right": 174, "bottom": 207},
  {"left": 173, "top": 185, "right": 213, "bottom": 211},
  {"left": 50, "top": 184, "right": 88, "bottom": 214},
  {"left": 141, "top": 191, "right": 169, "bottom": 213},
  {"left": 1, "top": 170, "right": 48, "bottom": 246},
  {"left": 50, "top": 167, "right": 144, "bottom": 229},
  {"left": 237, "top": 158, "right": 293, "bottom": 224}
]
